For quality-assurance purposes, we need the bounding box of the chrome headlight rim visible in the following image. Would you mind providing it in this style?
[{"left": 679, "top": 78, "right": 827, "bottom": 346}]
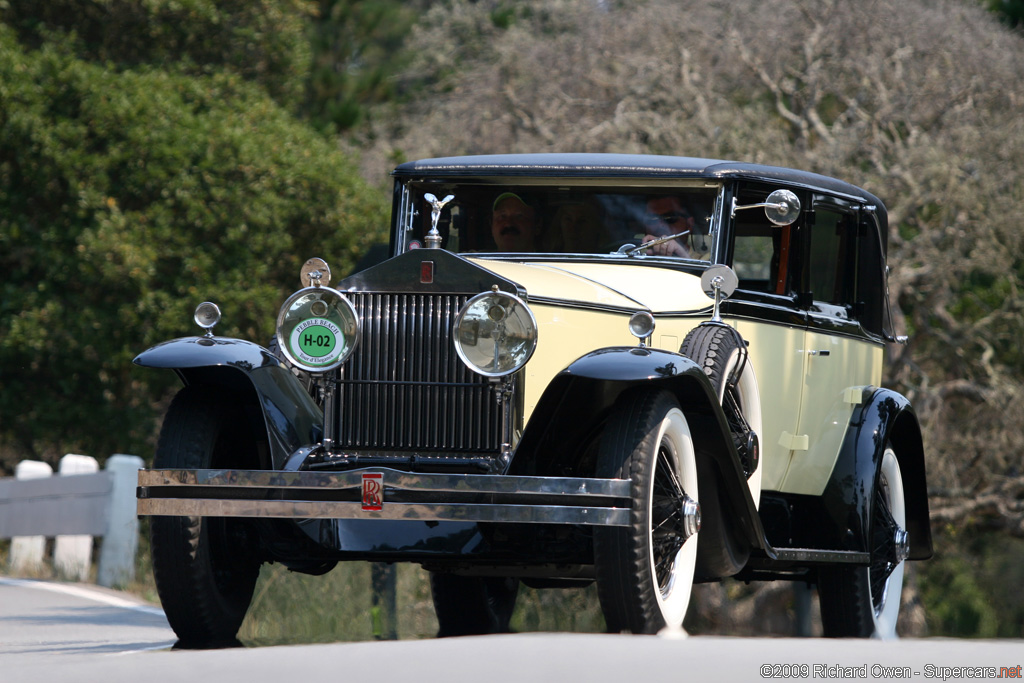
[
  {"left": 628, "top": 310, "right": 656, "bottom": 341},
  {"left": 193, "top": 301, "right": 222, "bottom": 334},
  {"left": 275, "top": 286, "right": 360, "bottom": 374},
  {"left": 453, "top": 289, "right": 538, "bottom": 378}
]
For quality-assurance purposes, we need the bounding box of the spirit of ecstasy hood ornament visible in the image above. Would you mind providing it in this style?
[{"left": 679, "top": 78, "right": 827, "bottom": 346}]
[{"left": 423, "top": 193, "right": 455, "bottom": 249}]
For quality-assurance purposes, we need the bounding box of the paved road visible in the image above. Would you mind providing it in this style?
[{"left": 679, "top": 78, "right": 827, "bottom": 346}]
[
  {"left": 0, "top": 577, "right": 174, "bottom": 657},
  {"left": 3, "top": 577, "right": 1023, "bottom": 683}
]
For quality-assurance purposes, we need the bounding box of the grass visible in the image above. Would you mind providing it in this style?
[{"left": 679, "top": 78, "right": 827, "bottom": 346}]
[
  {"left": 239, "top": 562, "right": 440, "bottom": 644},
  {"left": 4, "top": 528, "right": 810, "bottom": 642},
  {"left": 1, "top": 522, "right": 608, "bottom": 645},
  {"left": 123, "top": 520, "right": 607, "bottom": 644},
  {"left": 238, "top": 563, "right": 606, "bottom": 645}
]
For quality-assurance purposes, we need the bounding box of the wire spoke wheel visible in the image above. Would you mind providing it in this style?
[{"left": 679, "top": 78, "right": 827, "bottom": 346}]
[
  {"left": 594, "top": 389, "right": 698, "bottom": 634},
  {"left": 870, "top": 478, "right": 902, "bottom": 611},
  {"left": 652, "top": 445, "right": 687, "bottom": 593},
  {"left": 819, "top": 446, "right": 907, "bottom": 638}
]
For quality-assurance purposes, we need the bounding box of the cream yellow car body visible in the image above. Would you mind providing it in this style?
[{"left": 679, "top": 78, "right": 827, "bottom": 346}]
[
  {"left": 133, "top": 154, "right": 933, "bottom": 644},
  {"left": 473, "top": 256, "right": 883, "bottom": 498}
]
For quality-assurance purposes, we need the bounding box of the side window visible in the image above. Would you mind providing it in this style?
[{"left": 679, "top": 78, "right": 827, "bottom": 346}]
[
  {"left": 733, "top": 227, "right": 774, "bottom": 284},
  {"left": 729, "top": 188, "right": 885, "bottom": 335},
  {"left": 732, "top": 186, "right": 801, "bottom": 296},
  {"left": 805, "top": 206, "right": 857, "bottom": 317},
  {"left": 856, "top": 213, "right": 886, "bottom": 337}
]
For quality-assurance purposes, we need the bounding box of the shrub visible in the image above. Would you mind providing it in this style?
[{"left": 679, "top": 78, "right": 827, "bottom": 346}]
[{"left": 0, "top": 24, "right": 388, "bottom": 465}]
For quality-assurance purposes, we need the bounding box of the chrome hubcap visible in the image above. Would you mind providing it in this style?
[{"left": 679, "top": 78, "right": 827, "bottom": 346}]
[
  {"left": 681, "top": 495, "right": 701, "bottom": 540},
  {"left": 894, "top": 526, "right": 910, "bottom": 564}
]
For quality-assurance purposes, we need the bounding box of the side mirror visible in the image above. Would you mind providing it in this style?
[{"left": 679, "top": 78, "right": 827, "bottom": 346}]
[
  {"left": 731, "top": 189, "right": 802, "bottom": 226},
  {"left": 700, "top": 265, "right": 738, "bottom": 324}
]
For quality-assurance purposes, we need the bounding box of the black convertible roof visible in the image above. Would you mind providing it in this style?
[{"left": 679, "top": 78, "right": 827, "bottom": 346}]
[{"left": 393, "top": 153, "right": 884, "bottom": 208}]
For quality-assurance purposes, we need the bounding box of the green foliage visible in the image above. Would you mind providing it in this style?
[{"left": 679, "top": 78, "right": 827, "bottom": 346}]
[
  {"left": 977, "top": 536, "right": 1024, "bottom": 638},
  {"left": 490, "top": 3, "right": 518, "bottom": 29},
  {"left": 242, "top": 563, "right": 378, "bottom": 644},
  {"left": 305, "top": 0, "right": 416, "bottom": 132},
  {"left": 0, "top": 23, "right": 388, "bottom": 464},
  {"left": 917, "top": 533, "right": 1024, "bottom": 638},
  {"left": 0, "top": 0, "right": 315, "bottom": 105},
  {"left": 513, "top": 583, "right": 605, "bottom": 632},
  {"left": 918, "top": 552, "right": 999, "bottom": 637},
  {"left": 987, "top": 0, "right": 1024, "bottom": 27}
]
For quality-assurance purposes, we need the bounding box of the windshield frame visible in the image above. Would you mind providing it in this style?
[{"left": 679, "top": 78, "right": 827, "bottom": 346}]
[{"left": 392, "top": 176, "right": 727, "bottom": 264}]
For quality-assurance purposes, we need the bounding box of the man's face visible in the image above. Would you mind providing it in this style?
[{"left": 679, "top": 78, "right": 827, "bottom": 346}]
[
  {"left": 492, "top": 197, "right": 538, "bottom": 251},
  {"left": 644, "top": 197, "right": 693, "bottom": 237}
]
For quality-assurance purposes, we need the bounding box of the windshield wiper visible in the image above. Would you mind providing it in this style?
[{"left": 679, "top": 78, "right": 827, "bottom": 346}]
[{"left": 616, "top": 229, "right": 691, "bottom": 257}]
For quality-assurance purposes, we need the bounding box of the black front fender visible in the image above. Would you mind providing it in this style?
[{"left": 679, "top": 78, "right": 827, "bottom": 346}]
[
  {"left": 134, "top": 337, "right": 323, "bottom": 469},
  {"left": 513, "top": 346, "right": 767, "bottom": 558},
  {"left": 513, "top": 346, "right": 718, "bottom": 475}
]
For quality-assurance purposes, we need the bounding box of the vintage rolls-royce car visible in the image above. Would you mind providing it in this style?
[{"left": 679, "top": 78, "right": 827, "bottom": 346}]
[{"left": 135, "top": 154, "right": 931, "bottom": 646}]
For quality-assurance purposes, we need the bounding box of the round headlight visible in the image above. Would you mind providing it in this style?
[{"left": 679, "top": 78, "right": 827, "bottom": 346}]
[
  {"left": 275, "top": 287, "right": 359, "bottom": 373},
  {"left": 454, "top": 290, "right": 538, "bottom": 377},
  {"left": 194, "top": 301, "right": 221, "bottom": 332},
  {"left": 628, "top": 311, "right": 655, "bottom": 340}
]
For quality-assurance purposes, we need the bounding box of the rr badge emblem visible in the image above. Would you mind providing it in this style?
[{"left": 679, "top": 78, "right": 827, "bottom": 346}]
[{"left": 362, "top": 472, "right": 383, "bottom": 511}]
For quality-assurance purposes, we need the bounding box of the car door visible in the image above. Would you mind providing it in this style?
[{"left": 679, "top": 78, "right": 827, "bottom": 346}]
[
  {"left": 727, "top": 184, "right": 809, "bottom": 493},
  {"left": 778, "top": 199, "right": 885, "bottom": 496}
]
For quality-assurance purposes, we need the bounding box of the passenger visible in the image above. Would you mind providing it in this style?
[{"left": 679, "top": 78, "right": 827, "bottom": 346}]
[
  {"left": 639, "top": 196, "right": 696, "bottom": 257},
  {"left": 545, "top": 201, "right": 606, "bottom": 253},
  {"left": 491, "top": 192, "right": 540, "bottom": 251}
]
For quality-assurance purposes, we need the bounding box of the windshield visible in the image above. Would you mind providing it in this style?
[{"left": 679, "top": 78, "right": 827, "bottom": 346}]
[{"left": 399, "top": 183, "right": 718, "bottom": 260}]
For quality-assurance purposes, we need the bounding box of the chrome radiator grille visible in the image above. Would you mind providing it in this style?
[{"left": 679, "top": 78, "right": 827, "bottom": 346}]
[{"left": 332, "top": 293, "right": 502, "bottom": 455}]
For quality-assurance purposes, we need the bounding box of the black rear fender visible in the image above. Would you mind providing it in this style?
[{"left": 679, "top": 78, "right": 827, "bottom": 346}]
[
  {"left": 766, "top": 388, "right": 933, "bottom": 560},
  {"left": 846, "top": 389, "right": 932, "bottom": 560}
]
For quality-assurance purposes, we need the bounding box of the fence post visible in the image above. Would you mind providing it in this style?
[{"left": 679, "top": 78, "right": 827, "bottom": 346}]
[
  {"left": 370, "top": 562, "right": 398, "bottom": 640},
  {"left": 97, "top": 454, "right": 144, "bottom": 588},
  {"left": 9, "top": 460, "right": 53, "bottom": 573},
  {"left": 53, "top": 454, "right": 99, "bottom": 581},
  {"left": 793, "top": 582, "right": 814, "bottom": 637}
]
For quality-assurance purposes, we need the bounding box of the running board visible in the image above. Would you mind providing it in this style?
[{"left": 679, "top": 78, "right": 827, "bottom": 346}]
[{"left": 766, "top": 547, "right": 869, "bottom": 564}]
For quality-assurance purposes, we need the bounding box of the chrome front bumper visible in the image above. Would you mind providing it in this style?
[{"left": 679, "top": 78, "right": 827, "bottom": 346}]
[{"left": 137, "top": 468, "right": 632, "bottom": 527}]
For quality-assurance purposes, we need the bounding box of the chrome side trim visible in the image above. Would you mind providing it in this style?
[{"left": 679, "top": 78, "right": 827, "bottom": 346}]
[
  {"left": 527, "top": 295, "right": 714, "bottom": 318},
  {"left": 136, "top": 498, "right": 630, "bottom": 526},
  {"left": 526, "top": 296, "right": 644, "bottom": 316}
]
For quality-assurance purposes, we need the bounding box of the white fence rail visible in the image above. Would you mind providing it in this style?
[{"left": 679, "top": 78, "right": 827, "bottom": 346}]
[{"left": 0, "top": 453, "right": 143, "bottom": 587}]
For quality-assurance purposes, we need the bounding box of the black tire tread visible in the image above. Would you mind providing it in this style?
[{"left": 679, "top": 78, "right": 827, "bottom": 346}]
[
  {"left": 818, "top": 447, "right": 902, "bottom": 638},
  {"left": 150, "top": 386, "right": 261, "bottom": 647},
  {"left": 818, "top": 566, "right": 874, "bottom": 637},
  {"left": 679, "top": 323, "right": 742, "bottom": 396},
  {"left": 429, "top": 572, "right": 518, "bottom": 637},
  {"left": 593, "top": 389, "right": 679, "bottom": 634}
]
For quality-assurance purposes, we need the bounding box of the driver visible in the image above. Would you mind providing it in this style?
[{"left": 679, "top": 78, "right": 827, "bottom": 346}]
[
  {"left": 491, "top": 192, "right": 540, "bottom": 251},
  {"left": 640, "top": 196, "right": 695, "bottom": 257}
]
